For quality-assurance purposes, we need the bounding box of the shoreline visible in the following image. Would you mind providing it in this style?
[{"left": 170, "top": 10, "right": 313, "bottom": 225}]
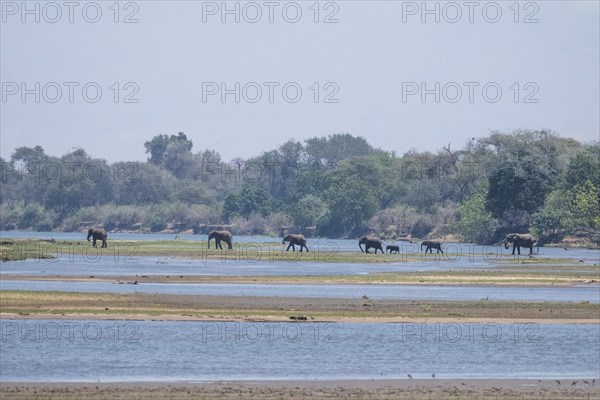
[
  {"left": 2, "top": 312, "right": 599, "bottom": 324},
  {"left": 1, "top": 379, "right": 599, "bottom": 399},
  {"left": 3, "top": 273, "right": 599, "bottom": 287}
]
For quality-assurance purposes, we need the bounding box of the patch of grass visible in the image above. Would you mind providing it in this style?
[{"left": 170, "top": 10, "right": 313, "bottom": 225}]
[{"left": 0, "top": 239, "right": 56, "bottom": 262}]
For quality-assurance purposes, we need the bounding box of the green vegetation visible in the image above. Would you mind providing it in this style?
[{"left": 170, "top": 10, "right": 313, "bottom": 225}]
[
  {"left": 1, "top": 131, "right": 598, "bottom": 246},
  {"left": 0, "top": 239, "right": 55, "bottom": 261}
]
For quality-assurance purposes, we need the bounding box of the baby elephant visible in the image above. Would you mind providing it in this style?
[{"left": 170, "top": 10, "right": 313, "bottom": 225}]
[
  {"left": 386, "top": 245, "right": 399, "bottom": 254},
  {"left": 421, "top": 240, "right": 443, "bottom": 254}
]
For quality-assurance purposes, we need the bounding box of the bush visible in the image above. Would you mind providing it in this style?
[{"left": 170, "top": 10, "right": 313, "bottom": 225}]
[{"left": 451, "top": 191, "right": 498, "bottom": 244}]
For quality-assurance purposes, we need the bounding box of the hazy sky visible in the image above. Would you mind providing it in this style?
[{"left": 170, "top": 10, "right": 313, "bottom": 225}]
[{"left": 1, "top": 0, "right": 599, "bottom": 163}]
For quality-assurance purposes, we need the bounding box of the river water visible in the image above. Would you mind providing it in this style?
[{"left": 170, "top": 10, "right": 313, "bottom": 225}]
[
  {"left": 1, "top": 319, "right": 598, "bottom": 382},
  {"left": 2, "top": 232, "right": 599, "bottom": 382},
  {"left": 2, "top": 280, "right": 599, "bottom": 303}
]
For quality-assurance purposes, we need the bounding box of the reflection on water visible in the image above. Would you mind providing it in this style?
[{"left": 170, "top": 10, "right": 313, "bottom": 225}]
[
  {"left": 2, "top": 280, "right": 599, "bottom": 303},
  {"left": 1, "top": 320, "right": 598, "bottom": 382}
]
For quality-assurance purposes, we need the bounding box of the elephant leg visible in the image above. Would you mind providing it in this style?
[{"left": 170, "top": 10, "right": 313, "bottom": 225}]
[
  {"left": 227, "top": 241, "right": 232, "bottom": 250},
  {"left": 513, "top": 244, "right": 521, "bottom": 255},
  {"left": 286, "top": 243, "right": 291, "bottom": 251},
  {"left": 102, "top": 240, "right": 107, "bottom": 248},
  {"left": 216, "top": 240, "right": 222, "bottom": 250},
  {"left": 304, "top": 245, "right": 309, "bottom": 252},
  {"left": 93, "top": 239, "right": 97, "bottom": 248}
]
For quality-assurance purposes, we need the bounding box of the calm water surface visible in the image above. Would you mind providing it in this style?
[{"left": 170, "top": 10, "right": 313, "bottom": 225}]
[
  {"left": 1, "top": 320, "right": 598, "bottom": 382},
  {"left": 2, "top": 280, "right": 599, "bottom": 303}
]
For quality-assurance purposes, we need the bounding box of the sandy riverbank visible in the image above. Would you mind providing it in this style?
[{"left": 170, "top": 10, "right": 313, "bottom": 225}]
[
  {"left": 1, "top": 292, "right": 598, "bottom": 322},
  {"left": 1, "top": 379, "right": 599, "bottom": 399},
  {"left": 3, "top": 273, "right": 599, "bottom": 286}
]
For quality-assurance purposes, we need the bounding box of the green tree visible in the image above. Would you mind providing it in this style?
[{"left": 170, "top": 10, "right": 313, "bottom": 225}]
[
  {"left": 564, "top": 145, "right": 600, "bottom": 189},
  {"left": 571, "top": 183, "right": 600, "bottom": 233},
  {"left": 319, "top": 176, "right": 378, "bottom": 237},
  {"left": 452, "top": 187, "right": 498, "bottom": 244},
  {"left": 287, "top": 194, "right": 328, "bottom": 228},
  {"left": 44, "top": 149, "right": 114, "bottom": 215},
  {"left": 481, "top": 131, "right": 562, "bottom": 227},
  {"left": 533, "top": 144, "right": 600, "bottom": 243},
  {"left": 222, "top": 184, "right": 273, "bottom": 220},
  {"left": 305, "top": 133, "right": 375, "bottom": 165},
  {"left": 144, "top": 132, "right": 196, "bottom": 178}
]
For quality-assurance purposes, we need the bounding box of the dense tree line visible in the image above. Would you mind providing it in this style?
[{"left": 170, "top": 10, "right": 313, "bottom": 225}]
[{"left": 1, "top": 131, "right": 598, "bottom": 245}]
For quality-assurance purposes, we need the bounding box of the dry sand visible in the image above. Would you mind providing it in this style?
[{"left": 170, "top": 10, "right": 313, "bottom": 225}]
[{"left": 1, "top": 379, "right": 599, "bottom": 399}]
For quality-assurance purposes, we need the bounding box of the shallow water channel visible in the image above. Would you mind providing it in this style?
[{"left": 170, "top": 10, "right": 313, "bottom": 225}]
[{"left": 2, "top": 280, "right": 599, "bottom": 303}]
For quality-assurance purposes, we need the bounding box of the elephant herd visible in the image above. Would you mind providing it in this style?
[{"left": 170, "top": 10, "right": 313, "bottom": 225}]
[
  {"left": 207, "top": 231, "right": 310, "bottom": 251},
  {"left": 218, "top": 232, "right": 537, "bottom": 255},
  {"left": 205, "top": 232, "right": 447, "bottom": 255},
  {"left": 85, "top": 228, "right": 538, "bottom": 256},
  {"left": 358, "top": 236, "right": 444, "bottom": 254}
]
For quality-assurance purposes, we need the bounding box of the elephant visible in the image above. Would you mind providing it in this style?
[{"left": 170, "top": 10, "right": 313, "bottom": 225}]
[
  {"left": 282, "top": 234, "right": 309, "bottom": 252},
  {"left": 87, "top": 228, "right": 107, "bottom": 248},
  {"left": 386, "top": 245, "right": 399, "bottom": 254},
  {"left": 358, "top": 236, "right": 384, "bottom": 254},
  {"left": 208, "top": 230, "right": 233, "bottom": 250},
  {"left": 421, "top": 240, "right": 443, "bottom": 253},
  {"left": 502, "top": 233, "right": 537, "bottom": 255}
]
